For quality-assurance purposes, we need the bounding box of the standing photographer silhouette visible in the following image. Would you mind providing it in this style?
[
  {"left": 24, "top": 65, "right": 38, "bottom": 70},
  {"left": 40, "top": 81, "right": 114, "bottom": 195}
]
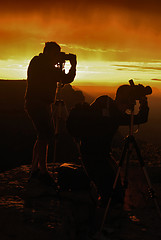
[{"left": 24, "top": 41, "right": 77, "bottom": 186}]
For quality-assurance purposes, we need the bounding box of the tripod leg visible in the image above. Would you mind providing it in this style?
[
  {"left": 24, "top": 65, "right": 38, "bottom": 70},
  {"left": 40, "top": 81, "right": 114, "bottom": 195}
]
[
  {"left": 118, "top": 137, "right": 130, "bottom": 167},
  {"left": 52, "top": 120, "right": 59, "bottom": 170},
  {"left": 123, "top": 140, "right": 133, "bottom": 189},
  {"left": 99, "top": 138, "right": 129, "bottom": 234},
  {"left": 132, "top": 137, "right": 161, "bottom": 219},
  {"left": 52, "top": 100, "right": 68, "bottom": 168},
  {"left": 74, "top": 140, "right": 100, "bottom": 206},
  {"left": 99, "top": 167, "right": 122, "bottom": 233},
  {"left": 116, "top": 137, "right": 131, "bottom": 189}
]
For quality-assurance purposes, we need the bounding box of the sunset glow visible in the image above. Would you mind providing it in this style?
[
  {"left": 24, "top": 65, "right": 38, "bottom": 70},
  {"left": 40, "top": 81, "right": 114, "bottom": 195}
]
[
  {"left": 1, "top": 3, "right": 161, "bottom": 236},
  {"left": 1, "top": 0, "right": 161, "bottom": 92}
]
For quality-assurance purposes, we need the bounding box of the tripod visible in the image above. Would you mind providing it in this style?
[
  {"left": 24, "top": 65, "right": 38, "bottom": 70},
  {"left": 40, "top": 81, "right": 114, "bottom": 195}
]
[
  {"left": 99, "top": 103, "right": 161, "bottom": 234},
  {"left": 52, "top": 81, "right": 95, "bottom": 179},
  {"left": 51, "top": 73, "right": 98, "bottom": 203},
  {"left": 52, "top": 80, "right": 69, "bottom": 166}
]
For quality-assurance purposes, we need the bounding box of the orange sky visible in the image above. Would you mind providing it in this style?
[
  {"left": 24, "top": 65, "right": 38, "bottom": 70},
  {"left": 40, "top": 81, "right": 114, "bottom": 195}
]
[
  {"left": 1, "top": 0, "right": 161, "bottom": 61},
  {"left": 1, "top": 0, "right": 161, "bottom": 90}
]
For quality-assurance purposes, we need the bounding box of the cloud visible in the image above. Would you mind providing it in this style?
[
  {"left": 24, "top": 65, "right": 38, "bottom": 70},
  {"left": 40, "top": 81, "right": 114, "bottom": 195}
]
[
  {"left": 60, "top": 44, "right": 128, "bottom": 53},
  {"left": 1, "top": 0, "right": 161, "bottom": 62},
  {"left": 151, "top": 79, "right": 161, "bottom": 82},
  {"left": 114, "top": 64, "right": 161, "bottom": 71}
]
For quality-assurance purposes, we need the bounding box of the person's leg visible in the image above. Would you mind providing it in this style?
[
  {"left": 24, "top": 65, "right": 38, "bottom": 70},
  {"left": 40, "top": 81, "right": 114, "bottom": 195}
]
[
  {"left": 31, "top": 138, "right": 39, "bottom": 173},
  {"left": 47, "top": 140, "right": 55, "bottom": 163},
  {"left": 82, "top": 154, "right": 122, "bottom": 206},
  {"left": 31, "top": 136, "right": 56, "bottom": 185},
  {"left": 30, "top": 137, "right": 48, "bottom": 180},
  {"left": 32, "top": 138, "right": 48, "bottom": 174},
  {"left": 27, "top": 103, "right": 55, "bottom": 186},
  {"left": 30, "top": 104, "right": 54, "bottom": 170},
  {"left": 91, "top": 156, "right": 124, "bottom": 206}
]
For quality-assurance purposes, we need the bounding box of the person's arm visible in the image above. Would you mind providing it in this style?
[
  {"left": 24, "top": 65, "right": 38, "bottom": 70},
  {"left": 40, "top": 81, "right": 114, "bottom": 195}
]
[
  {"left": 133, "top": 96, "right": 149, "bottom": 124},
  {"left": 118, "top": 97, "right": 149, "bottom": 126},
  {"left": 61, "top": 54, "right": 77, "bottom": 84}
]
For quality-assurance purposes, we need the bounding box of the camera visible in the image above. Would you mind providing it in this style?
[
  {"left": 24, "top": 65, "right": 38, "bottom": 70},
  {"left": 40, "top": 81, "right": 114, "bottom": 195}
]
[
  {"left": 129, "top": 79, "right": 152, "bottom": 100},
  {"left": 59, "top": 52, "right": 76, "bottom": 62},
  {"left": 116, "top": 80, "right": 152, "bottom": 105}
]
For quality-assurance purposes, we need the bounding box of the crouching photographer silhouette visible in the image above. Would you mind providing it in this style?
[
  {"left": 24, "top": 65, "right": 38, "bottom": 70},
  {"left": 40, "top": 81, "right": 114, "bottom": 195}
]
[{"left": 67, "top": 80, "right": 151, "bottom": 209}]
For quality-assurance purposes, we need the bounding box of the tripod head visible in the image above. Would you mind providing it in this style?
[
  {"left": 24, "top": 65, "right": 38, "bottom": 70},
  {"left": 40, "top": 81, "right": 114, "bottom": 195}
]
[{"left": 55, "top": 60, "right": 65, "bottom": 101}]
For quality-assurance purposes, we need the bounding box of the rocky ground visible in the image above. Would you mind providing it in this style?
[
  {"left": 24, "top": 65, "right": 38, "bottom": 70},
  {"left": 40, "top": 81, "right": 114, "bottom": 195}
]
[{"left": 0, "top": 162, "right": 161, "bottom": 240}]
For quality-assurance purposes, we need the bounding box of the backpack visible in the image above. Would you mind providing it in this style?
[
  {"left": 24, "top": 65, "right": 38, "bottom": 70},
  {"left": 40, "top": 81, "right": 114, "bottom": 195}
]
[{"left": 54, "top": 163, "right": 90, "bottom": 191}]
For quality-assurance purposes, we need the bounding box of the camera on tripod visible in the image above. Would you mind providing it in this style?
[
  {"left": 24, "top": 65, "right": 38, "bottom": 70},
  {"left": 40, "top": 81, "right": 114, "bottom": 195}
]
[
  {"left": 116, "top": 79, "right": 152, "bottom": 108},
  {"left": 59, "top": 52, "right": 76, "bottom": 62},
  {"left": 129, "top": 79, "right": 152, "bottom": 100}
]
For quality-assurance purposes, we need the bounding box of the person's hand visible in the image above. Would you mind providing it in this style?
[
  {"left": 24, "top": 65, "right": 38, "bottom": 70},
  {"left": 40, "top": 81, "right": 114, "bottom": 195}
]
[{"left": 138, "top": 84, "right": 144, "bottom": 87}]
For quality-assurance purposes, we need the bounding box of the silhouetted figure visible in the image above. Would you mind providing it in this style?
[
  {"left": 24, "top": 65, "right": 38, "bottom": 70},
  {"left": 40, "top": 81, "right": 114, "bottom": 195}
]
[
  {"left": 24, "top": 41, "right": 77, "bottom": 185},
  {"left": 61, "top": 84, "right": 85, "bottom": 110},
  {"left": 67, "top": 84, "right": 149, "bottom": 206}
]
